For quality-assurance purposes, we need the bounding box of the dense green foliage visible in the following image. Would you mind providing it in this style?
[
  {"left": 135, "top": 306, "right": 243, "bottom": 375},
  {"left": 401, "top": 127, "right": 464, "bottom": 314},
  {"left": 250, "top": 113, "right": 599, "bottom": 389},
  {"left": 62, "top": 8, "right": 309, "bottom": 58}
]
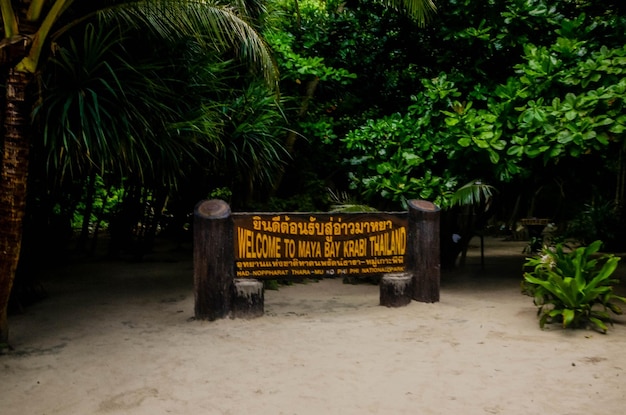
[
  {"left": 13, "top": 0, "right": 626, "bottom": 261},
  {"left": 5, "top": 0, "right": 626, "bottom": 345},
  {"left": 342, "top": 0, "right": 626, "bottom": 216},
  {"left": 523, "top": 240, "right": 626, "bottom": 332},
  {"left": 7, "top": 1, "right": 287, "bottom": 267}
]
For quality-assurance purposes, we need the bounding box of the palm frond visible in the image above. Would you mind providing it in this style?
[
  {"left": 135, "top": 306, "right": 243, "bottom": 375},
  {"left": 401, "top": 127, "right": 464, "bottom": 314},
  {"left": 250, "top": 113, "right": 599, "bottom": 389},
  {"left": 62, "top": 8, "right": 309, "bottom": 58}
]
[
  {"left": 382, "top": 0, "right": 437, "bottom": 26},
  {"left": 449, "top": 180, "right": 496, "bottom": 208},
  {"left": 328, "top": 188, "right": 378, "bottom": 213},
  {"left": 37, "top": 21, "right": 233, "bottom": 188},
  {"left": 95, "top": 0, "right": 279, "bottom": 88}
]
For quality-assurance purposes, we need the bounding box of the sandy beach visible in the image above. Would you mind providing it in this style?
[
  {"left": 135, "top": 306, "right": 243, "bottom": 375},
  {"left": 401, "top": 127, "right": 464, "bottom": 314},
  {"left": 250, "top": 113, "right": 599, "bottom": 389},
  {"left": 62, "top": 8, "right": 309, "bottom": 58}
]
[{"left": 2, "top": 236, "right": 625, "bottom": 414}]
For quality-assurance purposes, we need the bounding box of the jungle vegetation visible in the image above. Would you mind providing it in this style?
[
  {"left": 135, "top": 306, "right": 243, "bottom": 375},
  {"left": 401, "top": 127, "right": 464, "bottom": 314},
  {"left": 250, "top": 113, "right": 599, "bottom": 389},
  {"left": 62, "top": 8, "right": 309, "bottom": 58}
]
[{"left": 1, "top": 0, "right": 625, "bottom": 343}]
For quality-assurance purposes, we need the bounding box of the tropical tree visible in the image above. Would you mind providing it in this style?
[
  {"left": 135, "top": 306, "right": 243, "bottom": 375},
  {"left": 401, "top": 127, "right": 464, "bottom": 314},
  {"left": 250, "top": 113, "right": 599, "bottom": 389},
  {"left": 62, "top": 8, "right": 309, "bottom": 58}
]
[
  {"left": 259, "top": 0, "right": 436, "bottom": 205},
  {"left": 34, "top": 22, "right": 229, "bottom": 257},
  {"left": 0, "top": 0, "right": 277, "bottom": 346},
  {"left": 342, "top": 0, "right": 626, "bottom": 206}
]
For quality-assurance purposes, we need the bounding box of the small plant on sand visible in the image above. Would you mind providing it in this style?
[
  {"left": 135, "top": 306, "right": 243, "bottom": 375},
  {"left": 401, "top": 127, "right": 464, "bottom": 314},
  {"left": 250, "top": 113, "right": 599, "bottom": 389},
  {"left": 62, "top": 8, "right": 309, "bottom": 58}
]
[{"left": 522, "top": 240, "right": 626, "bottom": 333}]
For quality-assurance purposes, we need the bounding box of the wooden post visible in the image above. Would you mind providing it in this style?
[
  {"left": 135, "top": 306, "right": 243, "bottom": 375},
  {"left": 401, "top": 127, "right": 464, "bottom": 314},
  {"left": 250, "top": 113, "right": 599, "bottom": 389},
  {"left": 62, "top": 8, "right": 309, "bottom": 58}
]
[
  {"left": 407, "top": 199, "right": 440, "bottom": 303},
  {"left": 193, "top": 199, "right": 233, "bottom": 320},
  {"left": 232, "top": 279, "right": 264, "bottom": 319},
  {"left": 380, "top": 272, "right": 413, "bottom": 307}
]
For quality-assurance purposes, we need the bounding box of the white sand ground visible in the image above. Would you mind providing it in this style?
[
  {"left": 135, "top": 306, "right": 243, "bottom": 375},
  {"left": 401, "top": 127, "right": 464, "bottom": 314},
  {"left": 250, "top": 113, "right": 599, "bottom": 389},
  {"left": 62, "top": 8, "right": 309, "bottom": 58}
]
[{"left": 1, "top": 237, "right": 625, "bottom": 415}]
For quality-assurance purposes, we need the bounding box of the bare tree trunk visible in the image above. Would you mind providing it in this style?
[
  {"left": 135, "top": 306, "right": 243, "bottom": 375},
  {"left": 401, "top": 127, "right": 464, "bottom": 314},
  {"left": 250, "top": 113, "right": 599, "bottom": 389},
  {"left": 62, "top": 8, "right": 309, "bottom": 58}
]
[
  {"left": 77, "top": 172, "right": 96, "bottom": 252},
  {"left": 284, "top": 77, "right": 319, "bottom": 155},
  {"left": 616, "top": 146, "right": 625, "bottom": 211},
  {"left": 0, "top": 69, "right": 33, "bottom": 344},
  {"left": 271, "top": 76, "right": 320, "bottom": 196}
]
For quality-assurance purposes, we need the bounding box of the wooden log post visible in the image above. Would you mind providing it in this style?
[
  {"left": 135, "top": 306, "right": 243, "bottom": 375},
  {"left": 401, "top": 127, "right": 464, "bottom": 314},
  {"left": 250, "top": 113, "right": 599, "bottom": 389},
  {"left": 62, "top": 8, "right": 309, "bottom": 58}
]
[
  {"left": 193, "top": 199, "right": 234, "bottom": 320},
  {"left": 379, "top": 272, "right": 413, "bottom": 307},
  {"left": 407, "top": 199, "right": 441, "bottom": 303},
  {"left": 232, "top": 279, "right": 264, "bottom": 319}
]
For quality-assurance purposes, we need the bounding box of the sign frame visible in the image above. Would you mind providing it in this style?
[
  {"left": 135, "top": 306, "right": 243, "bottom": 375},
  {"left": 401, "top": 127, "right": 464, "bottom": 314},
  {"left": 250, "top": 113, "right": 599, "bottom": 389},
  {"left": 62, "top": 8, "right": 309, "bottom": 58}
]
[
  {"left": 233, "top": 212, "right": 408, "bottom": 279},
  {"left": 193, "top": 199, "right": 441, "bottom": 320}
]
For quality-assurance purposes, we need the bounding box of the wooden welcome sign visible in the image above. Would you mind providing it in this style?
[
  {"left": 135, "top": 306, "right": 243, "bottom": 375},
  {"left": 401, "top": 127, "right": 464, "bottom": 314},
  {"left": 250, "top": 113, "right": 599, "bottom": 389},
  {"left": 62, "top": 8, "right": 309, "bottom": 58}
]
[
  {"left": 233, "top": 212, "right": 408, "bottom": 279},
  {"left": 193, "top": 199, "right": 440, "bottom": 321}
]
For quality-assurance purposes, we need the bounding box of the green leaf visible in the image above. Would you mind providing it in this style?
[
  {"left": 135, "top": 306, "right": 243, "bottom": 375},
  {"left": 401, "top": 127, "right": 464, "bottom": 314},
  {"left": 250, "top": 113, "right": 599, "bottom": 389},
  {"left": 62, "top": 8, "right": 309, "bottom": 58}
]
[
  {"left": 606, "top": 302, "right": 623, "bottom": 315},
  {"left": 469, "top": 134, "right": 488, "bottom": 149},
  {"left": 562, "top": 308, "right": 575, "bottom": 328},
  {"left": 491, "top": 139, "right": 506, "bottom": 151},
  {"left": 445, "top": 117, "right": 460, "bottom": 126},
  {"left": 507, "top": 145, "right": 524, "bottom": 156},
  {"left": 585, "top": 240, "right": 603, "bottom": 255},
  {"left": 565, "top": 110, "right": 577, "bottom": 121},
  {"left": 458, "top": 137, "right": 472, "bottom": 147},
  {"left": 588, "top": 317, "right": 607, "bottom": 333},
  {"left": 376, "top": 162, "right": 393, "bottom": 174},
  {"left": 557, "top": 131, "right": 573, "bottom": 144},
  {"left": 488, "top": 150, "right": 500, "bottom": 164}
]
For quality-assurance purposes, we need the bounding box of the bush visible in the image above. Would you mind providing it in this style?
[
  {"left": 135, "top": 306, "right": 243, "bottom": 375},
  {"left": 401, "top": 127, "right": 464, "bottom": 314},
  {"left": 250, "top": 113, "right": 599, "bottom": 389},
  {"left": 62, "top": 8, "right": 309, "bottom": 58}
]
[
  {"left": 565, "top": 201, "right": 626, "bottom": 252},
  {"left": 522, "top": 240, "right": 626, "bottom": 333}
]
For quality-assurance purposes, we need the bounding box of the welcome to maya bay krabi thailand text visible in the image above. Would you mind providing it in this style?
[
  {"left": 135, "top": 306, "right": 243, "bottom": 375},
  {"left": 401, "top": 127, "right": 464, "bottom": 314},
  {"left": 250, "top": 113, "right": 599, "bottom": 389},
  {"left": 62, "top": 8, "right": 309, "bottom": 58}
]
[{"left": 233, "top": 213, "right": 408, "bottom": 278}]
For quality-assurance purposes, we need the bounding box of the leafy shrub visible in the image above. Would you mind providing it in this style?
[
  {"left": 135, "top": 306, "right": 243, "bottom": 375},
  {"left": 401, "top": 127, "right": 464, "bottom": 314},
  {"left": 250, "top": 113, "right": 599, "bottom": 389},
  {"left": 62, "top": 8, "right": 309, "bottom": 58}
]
[
  {"left": 565, "top": 200, "right": 626, "bottom": 251},
  {"left": 523, "top": 240, "right": 626, "bottom": 333}
]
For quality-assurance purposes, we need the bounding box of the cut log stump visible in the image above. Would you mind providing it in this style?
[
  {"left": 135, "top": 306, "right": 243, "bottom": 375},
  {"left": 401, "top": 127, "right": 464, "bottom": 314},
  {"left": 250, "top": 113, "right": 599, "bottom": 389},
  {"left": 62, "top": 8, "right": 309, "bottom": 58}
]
[
  {"left": 193, "top": 199, "right": 233, "bottom": 320},
  {"left": 232, "top": 279, "right": 264, "bottom": 319},
  {"left": 407, "top": 199, "right": 440, "bottom": 303},
  {"left": 379, "top": 272, "right": 413, "bottom": 307}
]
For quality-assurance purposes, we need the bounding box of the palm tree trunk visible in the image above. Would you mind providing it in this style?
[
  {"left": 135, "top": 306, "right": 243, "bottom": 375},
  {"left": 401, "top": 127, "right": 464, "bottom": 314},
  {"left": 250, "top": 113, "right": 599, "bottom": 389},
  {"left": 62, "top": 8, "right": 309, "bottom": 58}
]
[{"left": 0, "top": 68, "right": 33, "bottom": 344}]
